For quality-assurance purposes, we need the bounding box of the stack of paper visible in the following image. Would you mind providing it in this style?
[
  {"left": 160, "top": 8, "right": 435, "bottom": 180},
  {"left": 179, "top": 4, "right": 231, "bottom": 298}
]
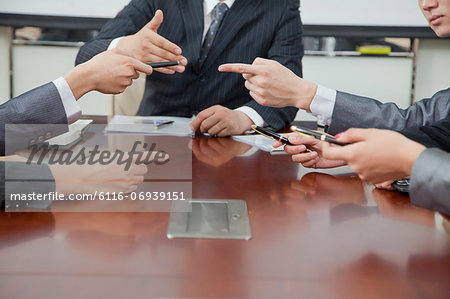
[
  {"left": 105, "top": 115, "right": 194, "bottom": 136},
  {"left": 46, "top": 119, "right": 93, "bottom": 149}
]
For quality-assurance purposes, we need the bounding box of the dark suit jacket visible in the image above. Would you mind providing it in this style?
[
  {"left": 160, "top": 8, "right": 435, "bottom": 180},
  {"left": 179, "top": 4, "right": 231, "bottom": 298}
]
[
  {"left": 0, "top": 82, "right": 68, "bottom": 156},
  {"left": 398, "top": 115, "right": 450, "bottom": 151},
  {"left": 76, "top": 0, "right": 304, "bottom": 130}
]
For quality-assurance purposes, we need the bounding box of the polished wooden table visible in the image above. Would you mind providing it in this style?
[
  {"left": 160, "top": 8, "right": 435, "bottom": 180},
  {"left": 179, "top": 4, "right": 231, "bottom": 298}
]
[{"left": 1, "top": 118, "right": 449, "bottom": 299}]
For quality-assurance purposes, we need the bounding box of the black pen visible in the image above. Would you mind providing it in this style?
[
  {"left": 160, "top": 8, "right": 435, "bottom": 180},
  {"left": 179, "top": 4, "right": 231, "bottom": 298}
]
[
  {"left": 154, "top": 120, "right": 174, "bottom": 129},
  {"left": 290, "top": 125, "right": 349, "bottom": 146},
  {"left": 148, "top": 61, "right": 180, "bottom": 68},
  {"left": 251, "top": 125, "right": 294, "bottom": 146}
]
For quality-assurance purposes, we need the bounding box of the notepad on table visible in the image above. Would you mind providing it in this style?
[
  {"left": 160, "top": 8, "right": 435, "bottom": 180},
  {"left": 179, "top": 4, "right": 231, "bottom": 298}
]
[
  {"left": 45, "top": 119, "right": 93, "bottom": 149},
  {"left": 105, "top": 115, "right": 193, "bottom": 136}
]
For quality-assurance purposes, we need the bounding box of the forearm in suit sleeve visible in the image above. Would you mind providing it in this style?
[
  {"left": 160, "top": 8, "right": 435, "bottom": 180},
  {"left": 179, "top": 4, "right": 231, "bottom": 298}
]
[
  {"left": 1, "top": 161, "right": 56, "bottom": 210},
  {"left": 244, "top": 0, "right": 303, "bottom": 130},
  {"left": 410, "top": 148, "right": 450, "bottom": 216},
  {"left": 0, "top": 82, "right": 68, "bottom": 155},
  {"left": 75, "top": 0, "right": 155, "bottom": 65},
  {"left": 328, "top": 88, "right": 450, "bottom": 135}
]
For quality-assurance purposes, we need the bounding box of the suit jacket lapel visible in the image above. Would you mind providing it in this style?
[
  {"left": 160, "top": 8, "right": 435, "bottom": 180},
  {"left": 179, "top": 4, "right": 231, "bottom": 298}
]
[
  {"left": 201, "top": 0, "right": 263, "bottom": 70},
  {"left": 178, "top": 0, "right": 204, "bottom": 73}
]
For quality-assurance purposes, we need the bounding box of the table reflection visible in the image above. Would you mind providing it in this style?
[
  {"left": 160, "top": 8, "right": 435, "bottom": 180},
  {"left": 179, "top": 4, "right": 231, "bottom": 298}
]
[{"left": 191, "top": 136, "right": 252, "bottom": 167}]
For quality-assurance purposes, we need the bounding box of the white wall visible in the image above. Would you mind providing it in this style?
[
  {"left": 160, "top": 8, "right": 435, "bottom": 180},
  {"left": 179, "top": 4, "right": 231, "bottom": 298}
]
[
  {"left": 300, "top": 0, "right": 427, "bottom": 27},
  {"left": 296, "top": 55, "right": 414, "bottom": 121},
  {"left": 0, "top": 0, "right": 130, "bottom": 18},
  {"left": 0, "top": 27, "right": 11, "bottom": 104},
  {"left": 414, "top": 39, "right": 450, "bottom": 102},
  {"left": 0, "top": 0, "right": 428, "bottom": 27},
  {"left": 12, "top": 44, "right": 109, "bottom": 115}
]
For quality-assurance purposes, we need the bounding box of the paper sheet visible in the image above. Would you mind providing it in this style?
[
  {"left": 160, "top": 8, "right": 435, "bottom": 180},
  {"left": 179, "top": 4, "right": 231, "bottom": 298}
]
[{"left": 105, "top": 115, "right": 194, "bottom": 136}]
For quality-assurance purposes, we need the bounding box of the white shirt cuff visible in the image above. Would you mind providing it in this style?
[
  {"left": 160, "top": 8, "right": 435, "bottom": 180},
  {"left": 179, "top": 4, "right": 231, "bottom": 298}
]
[
  {"left": 309, "top": 85, "right": 337, "bottom": 126},
  {"left": 235, "top": 106, "right": 265, "bottom": 128},
  {"left": 108, "top": 37, "right": 124, "bottom": 50},
  {"left": 52, "top": 77, "right": 82, "bottom": 124}
]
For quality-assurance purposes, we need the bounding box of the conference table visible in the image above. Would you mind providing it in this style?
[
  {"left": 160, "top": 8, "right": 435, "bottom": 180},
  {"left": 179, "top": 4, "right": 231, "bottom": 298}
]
[{"left": 0, "top": 117, "right": 449, "bottom": 299}]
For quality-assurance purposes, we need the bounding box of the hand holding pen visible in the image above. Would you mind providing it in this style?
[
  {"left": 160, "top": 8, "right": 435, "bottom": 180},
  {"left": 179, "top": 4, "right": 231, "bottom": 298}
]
[
  {"left": 251, "top": 125, "right": 294, "bottom": 145},
  {"left": 272, "top": 132, "right": 346, "bottom": 169}
]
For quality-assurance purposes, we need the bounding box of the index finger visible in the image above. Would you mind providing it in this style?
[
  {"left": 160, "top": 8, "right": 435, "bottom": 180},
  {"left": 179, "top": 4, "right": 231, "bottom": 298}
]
[
  {"left": 131, "top": 59, "right": 153, "bottom": 75},
  {"left": 148, "top": 30, "right": 182, "bottom": 56},
  {"left": 288, "top": 133, "right": 319, "bottom": 146},
  {"left": 218, "top": 63, "right": 264, "bottom": 75},
  {"left": 272, "top": 140, "right": 284, "bottom": 148}
]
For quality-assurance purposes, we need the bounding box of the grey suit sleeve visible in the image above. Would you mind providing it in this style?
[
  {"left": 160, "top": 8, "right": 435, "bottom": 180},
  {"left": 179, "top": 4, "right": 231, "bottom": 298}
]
[
  {"left": 327, "top": 88, "right": 450, "bottom": 135},
  {"left": 244, "top": 0, "right": 303, "bottom": 130},
  {"left": 1, "top": 161, "right": 55, "bottom": 210},
  {"left": 75, "top": 0, "right": 154, "bottom": 65},
  {"left": 0, "top": 82, "right": 68, "bottom": 155},
  {"left": 410, "top": 148, "right": 450, "bottom": 216}
]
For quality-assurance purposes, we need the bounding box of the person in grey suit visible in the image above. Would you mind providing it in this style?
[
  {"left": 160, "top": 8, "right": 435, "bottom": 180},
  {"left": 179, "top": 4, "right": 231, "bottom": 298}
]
[
  {"left": 75, "top": 0, "right": 303, "bottom": 136},
  {"left": 1, "top": 49, "right": 153, "bottom": 209},
  {"left": 220, "top": 0, "right": 450, "bottom": 214},
  {"left": 320, "top": 128, "right": 450, "bottom": 216},
  {"left": 0, "top": 49, "right": 153, "bottom": 156}
]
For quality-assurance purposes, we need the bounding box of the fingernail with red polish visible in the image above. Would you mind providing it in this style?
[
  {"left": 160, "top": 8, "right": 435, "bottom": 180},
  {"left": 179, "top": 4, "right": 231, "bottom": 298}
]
[{"left": 335, "top": 133, "right": 343, "bottom": 139}]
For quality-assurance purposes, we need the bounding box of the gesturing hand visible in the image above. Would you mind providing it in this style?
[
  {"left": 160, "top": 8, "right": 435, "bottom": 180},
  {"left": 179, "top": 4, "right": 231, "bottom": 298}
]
[
  {"left": 65, "top": 49, "right": 153, "bottom": 99},
  {"left": 117, "top": 10, "right": 188, "bottom": 74},
  {"left": 219, "top": 57, "right": 317, "bottom": 111},
  {"left": 273, "top": 132, "right": 345, "bottom": 168}
]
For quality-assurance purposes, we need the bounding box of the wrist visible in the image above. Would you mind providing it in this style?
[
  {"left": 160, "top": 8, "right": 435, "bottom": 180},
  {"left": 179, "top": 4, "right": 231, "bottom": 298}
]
[
  {"left": 117, "top": 35, "right": 138, "bottom": 59},
  {"left": 236, "top": 111, "right": 254, "bottom": 132},
  {"left": 296, "top": 79, "right": 317, "bottom": 112},
  {"left": 63, "top": 64, "right": 94, "bottom": 100},
  {"left": 401, "top": 141, "right": 426, "bottom": 176}
]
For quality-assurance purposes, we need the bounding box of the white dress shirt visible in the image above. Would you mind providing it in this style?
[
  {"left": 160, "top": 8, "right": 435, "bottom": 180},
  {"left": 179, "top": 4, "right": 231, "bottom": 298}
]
[
  {"left": 52, "top": 77, "right": 82, "bottom": 124},
  {"left": 108, "top": 0, "right": 265, "bottom": 128},
  {"left": 202, "top": 0, "right": 235, "bottom": 40},
  {"left": 309, "top": 85, "right": 337, "bottom": 126}
]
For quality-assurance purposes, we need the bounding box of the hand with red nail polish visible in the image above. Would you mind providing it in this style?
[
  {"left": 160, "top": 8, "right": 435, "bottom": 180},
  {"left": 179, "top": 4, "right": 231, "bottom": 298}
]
[{"left": 322, "top": 128, "right": 426, "bottom": 184}]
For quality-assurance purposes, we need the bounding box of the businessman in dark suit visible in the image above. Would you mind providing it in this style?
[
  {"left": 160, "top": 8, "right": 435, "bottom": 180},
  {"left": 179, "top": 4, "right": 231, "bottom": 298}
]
[{"left": 76, "top": 0, "right": 304, "bottom": 136}]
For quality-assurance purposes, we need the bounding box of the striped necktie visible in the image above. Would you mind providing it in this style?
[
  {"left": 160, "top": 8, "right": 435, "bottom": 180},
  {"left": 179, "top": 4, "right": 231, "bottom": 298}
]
[{"left": 199, "top": 2, "right": 229, "bottom": 66}]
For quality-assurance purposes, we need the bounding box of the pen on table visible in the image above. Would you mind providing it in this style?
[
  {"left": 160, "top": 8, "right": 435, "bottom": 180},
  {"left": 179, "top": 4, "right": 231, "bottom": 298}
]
[
  {"left": 154, "top": 120, "right": 174, "bottom": 129},
  {"left": 134, "top": 119, "right": 155, "bottom": 124},
  {"left": 147, "top": 61, "right": 180, "bottom": 68},
  {"left": 251, "top": 125, "right": 294, "bottom": 146}
]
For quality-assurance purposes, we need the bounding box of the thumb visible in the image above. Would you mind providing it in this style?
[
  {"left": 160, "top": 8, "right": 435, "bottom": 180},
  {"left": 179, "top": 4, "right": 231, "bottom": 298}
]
[
  {"left": 321, "top": 140, "right": 349, "bottom": 161},
  {"left": 252, "top": 57, "right": 272, "bottom": 66},
  {"left": 147, "top": 9, "right": 164, "bottom": 32},
  {"left": 335, "top": 128, "right": 370, "bottom": 143}
]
